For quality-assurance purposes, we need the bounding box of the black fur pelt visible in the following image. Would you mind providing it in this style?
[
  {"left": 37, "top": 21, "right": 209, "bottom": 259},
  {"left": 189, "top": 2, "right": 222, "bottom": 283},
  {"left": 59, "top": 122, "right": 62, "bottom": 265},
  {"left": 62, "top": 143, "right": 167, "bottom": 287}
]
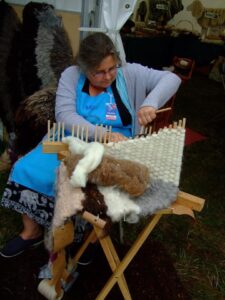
[
  {"left": 0, "top": 0, "right": 22, "bottom": 134},
  {"left": 15, "top": 86, "right": 56, "bottom": 155}
]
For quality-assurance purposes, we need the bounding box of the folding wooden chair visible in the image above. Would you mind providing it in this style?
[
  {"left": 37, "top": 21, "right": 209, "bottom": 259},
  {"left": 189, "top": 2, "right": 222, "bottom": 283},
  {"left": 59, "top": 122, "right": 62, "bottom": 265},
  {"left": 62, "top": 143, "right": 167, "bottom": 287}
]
[{"left": 38, "top": 119, "right": 205, "bottom": 300}]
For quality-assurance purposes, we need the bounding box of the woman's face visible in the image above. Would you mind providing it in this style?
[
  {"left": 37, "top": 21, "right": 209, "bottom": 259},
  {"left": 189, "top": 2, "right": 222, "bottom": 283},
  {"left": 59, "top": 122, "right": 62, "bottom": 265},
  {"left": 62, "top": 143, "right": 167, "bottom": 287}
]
[{"left": 87, "top": 55, "right": 118, "bottom": 89}]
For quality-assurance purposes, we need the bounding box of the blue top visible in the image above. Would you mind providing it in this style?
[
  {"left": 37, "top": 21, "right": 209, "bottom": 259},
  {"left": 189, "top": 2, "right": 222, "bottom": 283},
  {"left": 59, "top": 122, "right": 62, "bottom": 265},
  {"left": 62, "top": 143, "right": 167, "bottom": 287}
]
[{"left": 10, "top": 72, "right": 134, "bottom": 196}]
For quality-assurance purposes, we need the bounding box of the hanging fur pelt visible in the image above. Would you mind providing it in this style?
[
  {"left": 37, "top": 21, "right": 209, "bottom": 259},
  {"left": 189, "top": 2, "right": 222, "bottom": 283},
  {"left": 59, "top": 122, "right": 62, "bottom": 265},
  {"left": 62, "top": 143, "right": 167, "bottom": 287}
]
[
  {"left": 14, "top": 3, "right": 73, "bottom": 155},
  {"left": 35, "top": 6, "right": 73, "bottom": 88},
  {"left": 0, "top": 0, "right": 22, "bottom": 135},
  {"left": 15, "top": 86, "right": 56, "bottom": 155}
]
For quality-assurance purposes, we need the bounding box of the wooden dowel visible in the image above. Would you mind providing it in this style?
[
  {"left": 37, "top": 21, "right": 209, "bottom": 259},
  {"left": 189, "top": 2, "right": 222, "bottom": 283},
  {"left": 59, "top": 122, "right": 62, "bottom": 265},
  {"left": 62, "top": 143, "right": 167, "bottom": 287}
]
[
  {"left": 173, "top": 121, "right": 177, "bottom": 128},
  {"left": 108, "top": 126, "right": 112, "bottom": 142},
  {"left": 94, "top": 125, "right": 98, "bottom": 142},
  {"left": 47, "top": 120, "right": 51, "bottom": 141},
  {"left": 156, "top": 107, "right": 172, "bottom": 114},
  {"left": 71, "top": 125, "right": 75, "bottom": 137},
  {"left": 81, "top": 126, "right": 84, "bottom": 141},
  {"left": 139, "top": 126, "right": 144, "bottom": 135},
  {"left": 99, "top": 124, "right": 103, "bottom": 143},
  {"left": 104, "top": 125, "right": 108, "bottom": 144},
  {"left": 86, "top": 126, "right": 89, "bottom": 142},
  {"left": 77, "top": 125, "right": 80, "bottom": 138},
  {"left": 53, "top": 123, "right": 56, "bottom": 141},
  {"left": 57, "top": 122, "right": 61, "bottom": 141},
  {"left": 62, "top": 123, "right": 65, "bottom": 139}
]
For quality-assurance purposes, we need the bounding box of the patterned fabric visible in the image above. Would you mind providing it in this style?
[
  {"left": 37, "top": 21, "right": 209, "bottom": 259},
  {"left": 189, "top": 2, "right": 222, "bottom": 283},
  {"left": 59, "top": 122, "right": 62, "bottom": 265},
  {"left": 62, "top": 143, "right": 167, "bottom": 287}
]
[{"left": 1, "top": 181, "right": 54, "bottom": 227}]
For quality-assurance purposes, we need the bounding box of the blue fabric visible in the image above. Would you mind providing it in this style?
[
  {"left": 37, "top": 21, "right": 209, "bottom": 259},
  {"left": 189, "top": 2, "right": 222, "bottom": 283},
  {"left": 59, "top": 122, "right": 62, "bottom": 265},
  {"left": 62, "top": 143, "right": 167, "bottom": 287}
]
[
  {"left": 116, "top": 68, "right": 135, "bottom": 137},
  {"left": 10, "top": 144, "right": 60, "bottom": 197},
  {"left": 76, "top": 72, "right": 132, "bottom": 138},
  {"left": 10, "top": 71, "right": 134, "bottom": 197}
]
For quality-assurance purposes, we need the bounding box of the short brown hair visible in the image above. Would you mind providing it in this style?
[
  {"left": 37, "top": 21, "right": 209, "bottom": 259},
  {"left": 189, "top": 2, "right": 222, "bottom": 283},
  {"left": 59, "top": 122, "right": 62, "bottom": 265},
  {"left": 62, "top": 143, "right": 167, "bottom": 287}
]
[{"left": 75, "top": 32, "right": 121, "bottom": 73}]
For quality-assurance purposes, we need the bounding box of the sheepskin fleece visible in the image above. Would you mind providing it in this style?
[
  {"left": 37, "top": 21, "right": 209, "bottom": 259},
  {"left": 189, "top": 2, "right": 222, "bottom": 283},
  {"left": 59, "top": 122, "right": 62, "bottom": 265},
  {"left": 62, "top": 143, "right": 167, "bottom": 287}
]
[
  {"left": 52, "top": 162, "right": 84, "bottom": 229},
  {"left": 53, "top": 126, "right": 185, "bottom": 225},
  {"left": 135, "top": 178, "right": 179, "bottom": 216},
  {"left": 15, "top": 87, "right": 56, "bottom": 154},
  {"left": 99, "top": 186, "right": 141, "bottom": 223}
]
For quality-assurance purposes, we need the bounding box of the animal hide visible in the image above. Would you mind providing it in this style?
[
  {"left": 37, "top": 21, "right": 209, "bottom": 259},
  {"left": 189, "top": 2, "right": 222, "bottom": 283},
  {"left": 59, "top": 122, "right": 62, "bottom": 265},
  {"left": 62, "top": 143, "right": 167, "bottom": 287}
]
[
  {"left": 35, "top": 6, "right": 73, "bottom": 87},
  {"left": 13, "top": 3, "right": 73, "bottom": 155},
  {"left": 52, "top": 162, "right": 111, "bottom": 230},
  {"left": 0, "top": 1, "right": 22, "bottom": 134},
  {"left": 15, "top": 87, "right": 56, "bottom": 155},
  {"left": 52, "top": 162, "right": 84, "bottom": 229}
]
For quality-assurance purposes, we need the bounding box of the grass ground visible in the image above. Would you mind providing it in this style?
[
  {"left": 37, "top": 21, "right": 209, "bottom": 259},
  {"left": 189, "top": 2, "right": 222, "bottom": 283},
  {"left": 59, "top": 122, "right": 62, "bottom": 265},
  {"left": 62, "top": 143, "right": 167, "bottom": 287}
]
[{"left": 0, "top": 73, "right": 224, "bottom": 299}]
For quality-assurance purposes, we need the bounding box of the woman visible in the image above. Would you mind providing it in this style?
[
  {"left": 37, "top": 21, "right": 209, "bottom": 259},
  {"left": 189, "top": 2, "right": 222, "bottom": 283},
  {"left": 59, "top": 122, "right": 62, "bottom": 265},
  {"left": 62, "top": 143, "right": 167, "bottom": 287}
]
[{"left": 0, "top": 32, "right": 181, "bottom": 258}]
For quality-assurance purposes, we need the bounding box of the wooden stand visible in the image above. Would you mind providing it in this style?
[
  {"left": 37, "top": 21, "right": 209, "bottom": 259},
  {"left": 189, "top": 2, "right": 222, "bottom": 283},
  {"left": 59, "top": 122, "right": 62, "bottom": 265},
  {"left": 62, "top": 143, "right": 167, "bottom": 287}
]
[
  {"left": 39, "top": 141, "right": 205, "bottom": 300},
  {"left": 74, "top": 191, "right": 204, "bottom": 300}
]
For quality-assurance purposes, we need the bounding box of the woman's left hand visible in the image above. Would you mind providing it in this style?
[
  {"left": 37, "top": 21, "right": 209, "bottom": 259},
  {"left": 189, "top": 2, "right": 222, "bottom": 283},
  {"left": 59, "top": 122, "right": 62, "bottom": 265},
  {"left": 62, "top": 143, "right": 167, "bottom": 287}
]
[
  {"left": 137, "top": 106, "right": 157, "bottom": 126},
  {"left": 104, "top": 132, "right": 127, "bottom": 143}
]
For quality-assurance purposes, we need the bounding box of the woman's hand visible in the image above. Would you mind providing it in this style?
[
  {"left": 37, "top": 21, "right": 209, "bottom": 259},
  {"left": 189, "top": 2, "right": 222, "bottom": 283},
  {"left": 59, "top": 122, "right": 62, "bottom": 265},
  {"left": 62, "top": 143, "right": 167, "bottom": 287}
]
[
  {"left": 104, "top": 132, "right": 128, "bottom": 143},
  {"left": 137, "top": 106, "right": 157, "bottom": 126}
]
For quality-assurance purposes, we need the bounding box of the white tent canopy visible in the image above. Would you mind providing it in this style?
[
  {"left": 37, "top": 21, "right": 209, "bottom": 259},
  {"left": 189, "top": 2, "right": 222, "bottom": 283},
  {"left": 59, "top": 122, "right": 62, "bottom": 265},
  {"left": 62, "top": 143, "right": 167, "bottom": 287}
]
[{"left": 80, "top": 0, "right": 137, "bottom": 63}]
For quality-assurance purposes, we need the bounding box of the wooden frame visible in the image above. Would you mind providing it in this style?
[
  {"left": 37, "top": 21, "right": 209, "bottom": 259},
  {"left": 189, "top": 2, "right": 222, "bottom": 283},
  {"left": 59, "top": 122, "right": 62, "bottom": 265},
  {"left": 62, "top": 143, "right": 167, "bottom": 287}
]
[{"left": 38, "top": 122, "right": 205, "bottom": 299}]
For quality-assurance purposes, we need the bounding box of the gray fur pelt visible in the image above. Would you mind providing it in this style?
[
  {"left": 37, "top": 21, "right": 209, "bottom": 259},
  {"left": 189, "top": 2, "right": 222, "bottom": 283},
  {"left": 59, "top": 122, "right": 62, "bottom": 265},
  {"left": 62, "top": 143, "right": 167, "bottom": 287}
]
[{"left": 35, "top": 6, "right": 73, "bottom": 87}]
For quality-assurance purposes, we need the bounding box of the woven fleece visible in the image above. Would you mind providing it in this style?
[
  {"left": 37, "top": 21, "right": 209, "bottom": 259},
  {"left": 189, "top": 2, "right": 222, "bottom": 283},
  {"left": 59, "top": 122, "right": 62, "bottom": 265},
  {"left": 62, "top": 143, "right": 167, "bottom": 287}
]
[{"left": 103, "top": 127, "right": 185, "bottom": 221}]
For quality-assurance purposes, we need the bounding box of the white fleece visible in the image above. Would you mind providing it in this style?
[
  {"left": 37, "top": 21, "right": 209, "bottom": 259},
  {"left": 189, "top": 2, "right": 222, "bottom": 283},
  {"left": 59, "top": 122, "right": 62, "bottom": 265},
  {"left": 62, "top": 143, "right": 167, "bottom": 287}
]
[
  {"left": 99, "top": 186, "right": 141, "bottom": 223},
  {"left": 62, "top": 136, "right": 105, "bottom": 187}
]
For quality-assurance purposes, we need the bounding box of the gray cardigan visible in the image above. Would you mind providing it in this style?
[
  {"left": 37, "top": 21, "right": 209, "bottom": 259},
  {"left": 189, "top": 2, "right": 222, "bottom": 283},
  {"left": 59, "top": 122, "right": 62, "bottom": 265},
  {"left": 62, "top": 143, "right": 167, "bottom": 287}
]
[{"left": 55, "top": 63, "right": 181, "bottom": 137}]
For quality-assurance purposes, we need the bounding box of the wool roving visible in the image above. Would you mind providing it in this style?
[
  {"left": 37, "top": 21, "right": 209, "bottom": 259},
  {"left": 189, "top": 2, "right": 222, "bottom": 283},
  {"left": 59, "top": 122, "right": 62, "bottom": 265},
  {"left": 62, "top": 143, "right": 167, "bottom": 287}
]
[
  {"left": 64, "top": 152, "right": 150, "bottom": 197},
  {"left": 62, "top": 137, "right": 105, "bottom": 188}
]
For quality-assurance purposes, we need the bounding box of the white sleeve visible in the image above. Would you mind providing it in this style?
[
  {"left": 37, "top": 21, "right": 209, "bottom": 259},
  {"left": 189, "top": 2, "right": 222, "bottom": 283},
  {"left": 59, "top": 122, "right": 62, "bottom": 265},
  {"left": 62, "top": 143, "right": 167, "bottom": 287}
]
[{"left": 142, "top": 68, "right": 181, "bottom": 109}]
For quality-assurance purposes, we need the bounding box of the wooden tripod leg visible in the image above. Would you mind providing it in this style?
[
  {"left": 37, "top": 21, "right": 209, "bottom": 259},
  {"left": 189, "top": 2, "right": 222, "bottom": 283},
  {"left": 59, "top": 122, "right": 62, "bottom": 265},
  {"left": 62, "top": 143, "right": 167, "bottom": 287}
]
[
  {"left": 69, "top": 229, "right": 96, "bottom": 267},
  {"left": 94, "top": 226, "right": 132, "bottom": 300},
  {"left": 96, "top": 213, "right": 162, "bottom": 299},
  {"left": 105, "top": 237, "right": 130, "bottom": 294}
]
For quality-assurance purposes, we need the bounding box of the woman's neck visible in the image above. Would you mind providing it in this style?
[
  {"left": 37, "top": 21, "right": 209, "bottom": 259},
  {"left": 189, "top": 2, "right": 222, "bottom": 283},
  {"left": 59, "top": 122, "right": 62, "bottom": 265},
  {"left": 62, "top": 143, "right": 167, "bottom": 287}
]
[{"left": 89, "top": 83, "right": 105, "bottom": 96}]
